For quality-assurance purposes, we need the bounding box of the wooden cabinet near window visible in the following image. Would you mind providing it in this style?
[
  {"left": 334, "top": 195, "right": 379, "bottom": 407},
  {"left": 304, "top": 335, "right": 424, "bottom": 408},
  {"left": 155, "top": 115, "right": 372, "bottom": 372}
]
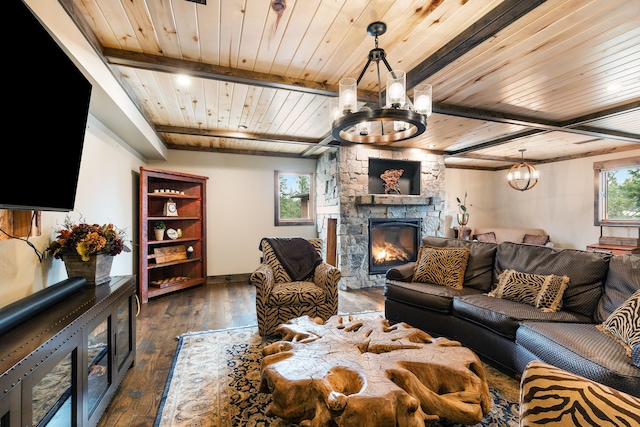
[
  {"left": 586, "top": 243, "right": 640, "bottom": 255},
  {"left": 139, "top": 167, "right": 208, "bottom": 303}
]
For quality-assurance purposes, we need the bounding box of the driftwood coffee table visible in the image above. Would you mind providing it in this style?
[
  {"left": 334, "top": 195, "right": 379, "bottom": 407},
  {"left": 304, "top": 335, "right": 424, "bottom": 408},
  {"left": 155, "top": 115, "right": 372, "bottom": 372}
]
[{"left": 260, "top": 314, "right": 491, "bottom": 426}]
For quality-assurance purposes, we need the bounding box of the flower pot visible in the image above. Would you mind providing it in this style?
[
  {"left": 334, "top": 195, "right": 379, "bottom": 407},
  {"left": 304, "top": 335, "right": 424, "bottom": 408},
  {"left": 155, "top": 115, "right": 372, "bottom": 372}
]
[
  {"left": 457, "top": 213, "right": 469, "bottom": 226},
  {"left": 63, "top": 253, "right": 114, "bottom": 285},
  {"left": 456, "top": 213, "right": 470, "bottom": 241},
  {"left": 154, "top": 229, "right": 165, "bottom": 240}
]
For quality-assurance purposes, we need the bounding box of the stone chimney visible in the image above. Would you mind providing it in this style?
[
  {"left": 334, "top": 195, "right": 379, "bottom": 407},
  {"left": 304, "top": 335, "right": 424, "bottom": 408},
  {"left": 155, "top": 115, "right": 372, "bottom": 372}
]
[{"left": 316, "top": 145, "right": 445, "bottom": 290}]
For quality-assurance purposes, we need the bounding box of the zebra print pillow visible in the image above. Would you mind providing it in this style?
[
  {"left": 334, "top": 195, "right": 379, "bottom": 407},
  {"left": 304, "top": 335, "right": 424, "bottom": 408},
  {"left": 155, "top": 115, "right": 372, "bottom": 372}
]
[
  {"left": 520, "top": 360, "right": 640, "bottom": 427},
  {"left": 413, "top": 246, "right": 470, "bottom": 289},
  {"left": 488, "top": 269, "right": 569, "bottom": 312},
  {"left": 598, "top": 289, "right": 640, "bottom": 361}
]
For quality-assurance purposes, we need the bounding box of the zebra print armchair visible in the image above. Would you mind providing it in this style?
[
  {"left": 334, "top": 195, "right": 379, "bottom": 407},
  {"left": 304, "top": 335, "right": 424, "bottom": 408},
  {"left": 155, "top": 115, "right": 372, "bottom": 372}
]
[
  {"left": 519, "top": 361, "right": 640, "bottom": 426},
  {"left": 251, "top": 237, "right": 341, "bottom": 336}
]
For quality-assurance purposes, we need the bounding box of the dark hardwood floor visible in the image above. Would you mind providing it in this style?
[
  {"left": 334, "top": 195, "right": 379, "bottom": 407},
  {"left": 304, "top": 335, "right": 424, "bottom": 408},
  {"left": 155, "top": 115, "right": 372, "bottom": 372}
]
[{"left": 98, "top": 280, "right": 385, "bottom": 427}]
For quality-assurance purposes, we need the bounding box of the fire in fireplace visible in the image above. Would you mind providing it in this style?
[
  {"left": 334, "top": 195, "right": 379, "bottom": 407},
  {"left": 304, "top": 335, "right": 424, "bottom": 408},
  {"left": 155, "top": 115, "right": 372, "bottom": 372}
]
[{"left": 369, "top": 218, "right": 422, "bottom": 275}]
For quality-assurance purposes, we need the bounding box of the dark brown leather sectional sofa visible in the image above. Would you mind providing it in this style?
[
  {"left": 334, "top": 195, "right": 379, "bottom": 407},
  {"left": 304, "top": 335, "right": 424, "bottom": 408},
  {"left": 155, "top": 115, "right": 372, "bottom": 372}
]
[{"left": 384, "top": 236, "right": 640, "bottom": 397}]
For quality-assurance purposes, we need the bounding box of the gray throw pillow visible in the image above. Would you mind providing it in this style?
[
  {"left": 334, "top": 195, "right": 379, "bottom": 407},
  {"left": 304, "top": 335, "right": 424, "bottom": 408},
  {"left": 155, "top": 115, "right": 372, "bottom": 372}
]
[{"left": 476, "top": 232, "right": 497, "bottom": 243}]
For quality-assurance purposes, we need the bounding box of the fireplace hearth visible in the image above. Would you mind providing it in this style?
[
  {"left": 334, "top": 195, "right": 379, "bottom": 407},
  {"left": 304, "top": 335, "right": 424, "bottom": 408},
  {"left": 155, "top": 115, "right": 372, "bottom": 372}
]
[{"left": 369, "top": 218, "right": 422, "bottom": 275}]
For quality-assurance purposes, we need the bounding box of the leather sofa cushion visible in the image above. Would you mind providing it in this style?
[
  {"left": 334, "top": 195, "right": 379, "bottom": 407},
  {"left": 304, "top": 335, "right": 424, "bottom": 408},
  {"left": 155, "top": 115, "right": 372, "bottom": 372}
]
[
  {"left": 516, "top": 322, "right": 640, "bottom": 396},
  {"left": 421, "top": 237, "right": 497, "bottom": 292},
  {"left": 385, "top": 280, "right": 481, "bottom": 313},
  {"left": 595, "top": 255, "right": 640, "bottom": 323},
  {"left": 453, "top": 294, "right": 591, "bottom": 340},
  {"left": 495, "top": 242, "right": 611, "bottom": 318},
  {"left": 386, "top": 261, "right": 416, "bottom": 281}
]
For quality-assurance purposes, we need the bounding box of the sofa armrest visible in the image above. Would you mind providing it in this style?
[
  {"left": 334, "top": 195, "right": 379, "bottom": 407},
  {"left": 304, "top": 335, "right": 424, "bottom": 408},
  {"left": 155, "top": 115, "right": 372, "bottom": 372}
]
[
  {"left": 312, "top": 262, "right": 341, "bottom": 294},
  {"left": 250, "top": 264, "right": 276, "bottom": 299},
  {"left": 520, "top": 361, "right": 640, "bottom": 426},
  {"left": 386, "top": 262, "right": 416, "bottom": 282}
]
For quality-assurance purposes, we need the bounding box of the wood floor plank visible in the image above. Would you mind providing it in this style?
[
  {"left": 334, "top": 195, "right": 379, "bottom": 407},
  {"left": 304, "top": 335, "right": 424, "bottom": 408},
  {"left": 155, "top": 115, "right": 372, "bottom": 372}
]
[{"left": 97, "top": 280, "right": 384, "bottom": 426}]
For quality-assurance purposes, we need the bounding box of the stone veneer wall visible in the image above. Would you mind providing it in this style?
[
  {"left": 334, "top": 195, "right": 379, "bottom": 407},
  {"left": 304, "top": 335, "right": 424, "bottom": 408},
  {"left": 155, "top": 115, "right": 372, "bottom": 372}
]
[{"left": 316, "top": 145, "right": 445, "bottom": 290}]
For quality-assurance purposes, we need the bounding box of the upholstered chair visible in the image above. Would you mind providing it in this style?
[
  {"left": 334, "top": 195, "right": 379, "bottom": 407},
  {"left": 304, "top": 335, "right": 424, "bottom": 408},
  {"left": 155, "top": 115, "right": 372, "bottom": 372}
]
[
  {"left": 519, "top": 361, "right": 640, "bottom": 426},
  {"left": 251, "top": 237, "right": 341, "bottom": 336}
]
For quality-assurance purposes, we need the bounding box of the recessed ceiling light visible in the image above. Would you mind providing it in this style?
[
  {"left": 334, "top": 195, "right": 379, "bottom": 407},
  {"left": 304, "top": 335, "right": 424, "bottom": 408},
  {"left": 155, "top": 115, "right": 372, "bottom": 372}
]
[
  {"left": 238, "top": 125, "right": 248, "bottom": 130},
  {"left": 176, "top": 74, "right": 191, "bottom": 86},
  {"left": 606, "top": 83, "right": 622, "bottom": 93}
]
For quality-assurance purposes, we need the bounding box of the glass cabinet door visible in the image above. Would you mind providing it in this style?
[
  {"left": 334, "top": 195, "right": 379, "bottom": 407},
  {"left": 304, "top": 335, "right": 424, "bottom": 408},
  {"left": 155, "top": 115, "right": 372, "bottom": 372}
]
[
  {"left": 86, "top": 317, "right": 111, "bottom": 418},
  {"left": 29, "top": 346, "right": 78, "bottom": 427},
  {"left": 0, "top": 385, "right": 20, "bottom": 427},
  {"left": 115, "top": 298, "right": 132, "bottom": 371}
]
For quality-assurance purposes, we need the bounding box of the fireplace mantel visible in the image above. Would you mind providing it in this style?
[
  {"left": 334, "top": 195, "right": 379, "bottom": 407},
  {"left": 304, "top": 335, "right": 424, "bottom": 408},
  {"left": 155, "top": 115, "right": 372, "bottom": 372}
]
[{"left": 355, "top": 195, "right": 437, "bottom": 206}]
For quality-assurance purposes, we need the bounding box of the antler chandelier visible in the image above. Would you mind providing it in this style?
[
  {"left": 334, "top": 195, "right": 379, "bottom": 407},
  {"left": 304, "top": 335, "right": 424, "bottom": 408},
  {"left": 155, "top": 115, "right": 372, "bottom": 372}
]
[
  {"left": 330, "top": 22, "right": 432, "bottom": 144},
  {"left": 507, "top": 149, "right": 539, "bottom": 191}
]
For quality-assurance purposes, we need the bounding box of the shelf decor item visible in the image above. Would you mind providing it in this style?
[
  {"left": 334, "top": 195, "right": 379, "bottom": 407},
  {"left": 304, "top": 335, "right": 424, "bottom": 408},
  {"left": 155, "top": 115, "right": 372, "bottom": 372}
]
[
  {"left": 61, "top": 253, "right": 114, "bottom": 285},
  {"left": 48, "top": 215, "right": 130, "bottom": 285},
  {"left": 456, "top": 192, "right": 470, "bottom": 240},
  {"left": 154, "top": 221, "right": 166, "bottom": 241},
  {"left": 164, "top": 198, "right": 178, "bottom": 216}
]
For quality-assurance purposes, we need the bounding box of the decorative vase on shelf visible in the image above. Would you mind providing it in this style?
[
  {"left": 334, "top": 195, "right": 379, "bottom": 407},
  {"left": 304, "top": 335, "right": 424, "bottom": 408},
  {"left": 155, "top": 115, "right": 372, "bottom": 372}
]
[
  {"left": 457, "top": 213, "right": 470, "bottom": 240},
  {"left": 154, "top": 229, "right": 165, "bottom": 241},
  {"left": 457, "top": 213, "right": 469, "bottom": 227},
  {"left": 63, "top": 253, "right": 114, "bottom": 285}
]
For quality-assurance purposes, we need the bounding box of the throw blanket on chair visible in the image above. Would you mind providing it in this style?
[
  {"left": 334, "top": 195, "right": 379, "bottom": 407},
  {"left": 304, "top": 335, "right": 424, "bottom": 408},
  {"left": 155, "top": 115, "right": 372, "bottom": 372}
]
[{"left": 262, "top": 237, "right": 323, "bottom": 281}]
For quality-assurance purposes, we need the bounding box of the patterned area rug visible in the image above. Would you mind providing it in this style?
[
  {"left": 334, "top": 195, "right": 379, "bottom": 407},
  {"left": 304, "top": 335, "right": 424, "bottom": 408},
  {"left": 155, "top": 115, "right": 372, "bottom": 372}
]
[{"left": 155, "top": 312, "right": 520, "bottom": 427}]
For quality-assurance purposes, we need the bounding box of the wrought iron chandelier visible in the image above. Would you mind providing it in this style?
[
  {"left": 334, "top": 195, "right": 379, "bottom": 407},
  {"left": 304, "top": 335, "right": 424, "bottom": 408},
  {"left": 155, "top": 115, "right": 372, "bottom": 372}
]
[
  {"left": 507, "top": 149, "right": 539, "bottom": 191},
  {"left": 330, "top": 22, "right": 432, "bottom": 144}
]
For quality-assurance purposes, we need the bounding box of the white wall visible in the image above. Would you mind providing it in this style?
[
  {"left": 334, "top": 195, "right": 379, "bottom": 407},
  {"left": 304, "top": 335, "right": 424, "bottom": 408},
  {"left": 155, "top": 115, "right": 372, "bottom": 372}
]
[
  {"left": 146, "top": 151, "right": 318, "bottom": 276},
  {"left": 443, "top": 168, "right": 496, "bottom": 237},
  {"left": 0, "top": 119, "right": 319, "bottom": 308},
  {"left": 0, "top": 116, "right": 145, "bottom": 307},
  {"left": 445, "top": 149, "right": 640, "bottom": 249}
]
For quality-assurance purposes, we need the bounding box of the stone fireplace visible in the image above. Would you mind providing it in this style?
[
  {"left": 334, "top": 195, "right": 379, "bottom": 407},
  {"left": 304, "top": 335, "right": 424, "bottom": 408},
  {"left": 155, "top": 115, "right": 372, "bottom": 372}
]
[
  {"left": 369, "top": 218, "right": 422, "bottom": 275},
  {"left": 316, "top": 145, "right": 445, "bottom": 290}
]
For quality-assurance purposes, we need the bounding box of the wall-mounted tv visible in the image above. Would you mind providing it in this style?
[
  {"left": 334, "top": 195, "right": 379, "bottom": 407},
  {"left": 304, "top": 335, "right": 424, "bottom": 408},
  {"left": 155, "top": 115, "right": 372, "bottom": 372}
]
[{"left": 0, "top": 1, "right": 92, "bottom": 212}]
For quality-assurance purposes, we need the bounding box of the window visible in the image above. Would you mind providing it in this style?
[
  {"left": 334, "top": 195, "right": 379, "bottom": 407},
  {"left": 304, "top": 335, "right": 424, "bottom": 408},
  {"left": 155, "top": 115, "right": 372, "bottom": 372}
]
[
  {"left": 594, "top": 157, "right": 640, "bottom": 226},
  {"left": 275, "top": 171, "right": 315, "bottom": 226}
]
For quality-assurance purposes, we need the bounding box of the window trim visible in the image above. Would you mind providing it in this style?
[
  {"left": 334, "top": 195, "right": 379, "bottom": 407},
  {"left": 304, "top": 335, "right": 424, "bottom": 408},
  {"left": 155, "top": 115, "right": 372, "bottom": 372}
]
[
  {"left": 593, "top": 156, "right": 640, "bottom": 226},
  {"left": 274, "top": 171, "right": 315, "bottom": 226}
]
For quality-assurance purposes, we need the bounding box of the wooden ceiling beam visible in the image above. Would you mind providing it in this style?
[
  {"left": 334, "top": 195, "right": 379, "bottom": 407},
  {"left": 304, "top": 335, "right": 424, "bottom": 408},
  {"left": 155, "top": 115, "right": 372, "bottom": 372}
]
[
  {"left": 155, "top": 125, "right": 321, "bottom": 146},
  {"left": 103, "top": 48, "right": 381, "bottom": 103},
  {"left": 163, "top": 142, "right": 322, "bottom": 159},
  {"left": 436, "top": 102, "right": 640, "bottom": 146},
  {"left": 446, "top": 129, "right": 546, "bottom": 156},
  {"left": 406, "top": 0, "right": 549, "bottom": 88}
]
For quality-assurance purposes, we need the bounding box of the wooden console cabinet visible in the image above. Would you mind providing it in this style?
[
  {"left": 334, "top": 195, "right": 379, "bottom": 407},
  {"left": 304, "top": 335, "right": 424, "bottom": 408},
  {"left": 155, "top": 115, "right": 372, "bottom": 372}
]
[
  {"left": 139, "top": 167, "right": 208, "bottom": 303},
  {"left": 586, "top": 243, "right": 640, "bottom": 255},
  {"left": 0, "top": 276, "right": 136, "bottom": 427}
]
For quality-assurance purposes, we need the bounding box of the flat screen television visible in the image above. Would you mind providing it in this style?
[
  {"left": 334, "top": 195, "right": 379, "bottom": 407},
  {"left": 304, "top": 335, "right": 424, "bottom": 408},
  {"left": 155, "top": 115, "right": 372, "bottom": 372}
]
[{"left": 0, "top": 1, "right": 92, "bottom": 212}]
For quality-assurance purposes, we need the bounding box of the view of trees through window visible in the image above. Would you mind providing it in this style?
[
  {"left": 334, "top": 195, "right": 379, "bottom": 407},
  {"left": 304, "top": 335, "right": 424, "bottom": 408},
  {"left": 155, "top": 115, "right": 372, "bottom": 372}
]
[
  {"left": 279, "top": 173, "right": 310, "bottom": 219},
  {"left": 603, "top": 167, "right": 640, "bottom": 221},
  {"left": 275, "top": 171, "right": 314, "bottom": 226}
]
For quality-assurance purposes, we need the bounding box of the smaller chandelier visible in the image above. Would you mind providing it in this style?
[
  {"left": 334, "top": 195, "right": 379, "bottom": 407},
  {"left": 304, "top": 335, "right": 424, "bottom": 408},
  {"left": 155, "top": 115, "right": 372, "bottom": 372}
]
[
  {"left": 507, "top": 149, "right": 539, "bottom": 191},
  {"left": 330, "top": 22, "right": 432, "bottom": 144}
]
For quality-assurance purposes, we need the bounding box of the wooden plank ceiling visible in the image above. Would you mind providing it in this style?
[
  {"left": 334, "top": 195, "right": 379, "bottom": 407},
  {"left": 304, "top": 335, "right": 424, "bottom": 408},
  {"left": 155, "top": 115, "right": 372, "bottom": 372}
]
[{"left": 60, "top": 0, "right": 640, "bottom": 168}]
